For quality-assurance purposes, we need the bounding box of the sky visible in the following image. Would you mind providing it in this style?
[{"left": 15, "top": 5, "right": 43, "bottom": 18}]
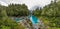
[{"left": 0, "top": 0, "right": 54, "bottom": 10}]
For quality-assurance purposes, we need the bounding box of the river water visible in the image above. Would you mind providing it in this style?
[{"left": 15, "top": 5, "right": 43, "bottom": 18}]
[
  {"left": 14, "top": 15, "right": 41, "bottom": 29},
  {"left": 30, "top": 15, "right": 40, "bottom": 24},
  {"left": 29, "top": 15, "right": 40, "bottom": 29}
]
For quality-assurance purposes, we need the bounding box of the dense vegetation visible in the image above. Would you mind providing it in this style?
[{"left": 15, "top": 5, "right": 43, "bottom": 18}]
[
  {"left": 0, "top": 0, "right": 60, "bottom": 29},
  {"left": 0, "top": 4, "right": 29, "bottom": 29},
  {"left": 6, "top": 4, "right": 29, "bottom": 16},
  {"left": 33, "top": 1, "right": 60, "bottom": 29}
]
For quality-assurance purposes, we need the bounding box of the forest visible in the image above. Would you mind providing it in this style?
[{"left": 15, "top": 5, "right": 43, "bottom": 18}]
[
  {"left": 33, "top": 0, "right": 60, "bottom": 29},
  {"left": 0, "top": 0, "right": 60, "bottom": 29},
  {"left": 0, "top": 4, "right": 29, "bottom": 29}
]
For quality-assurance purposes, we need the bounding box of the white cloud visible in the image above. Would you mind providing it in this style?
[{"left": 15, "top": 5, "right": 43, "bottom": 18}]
[
  {"left": 0, "top": 0, "right": 52, "bottom": 10},
  {"left": 0, "top": 1, "right": 8, "bottom": 6}
]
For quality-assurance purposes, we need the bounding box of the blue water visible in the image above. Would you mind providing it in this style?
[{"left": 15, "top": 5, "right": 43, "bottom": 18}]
[
  {"left": 14, "top": 15, "right": 40, "bottom": 29},
  {"left": 14, "top": 15, "right": 40, "bottom": 24},
  {"left": 30, "top": 15, "right": 40, "bottom": 24},
  {"left": 14, "top": 18, "right": 22, "bottom": 22}
]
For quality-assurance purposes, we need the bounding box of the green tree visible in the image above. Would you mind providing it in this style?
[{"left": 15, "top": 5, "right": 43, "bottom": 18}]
[{"left": 6, "top": 4, "right": 29, "bottom": 17}]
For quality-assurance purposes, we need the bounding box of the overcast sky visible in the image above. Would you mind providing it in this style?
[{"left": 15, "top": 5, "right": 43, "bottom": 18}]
[{"left": 0, "top": 0, "right": 54, "bottom": 10}]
